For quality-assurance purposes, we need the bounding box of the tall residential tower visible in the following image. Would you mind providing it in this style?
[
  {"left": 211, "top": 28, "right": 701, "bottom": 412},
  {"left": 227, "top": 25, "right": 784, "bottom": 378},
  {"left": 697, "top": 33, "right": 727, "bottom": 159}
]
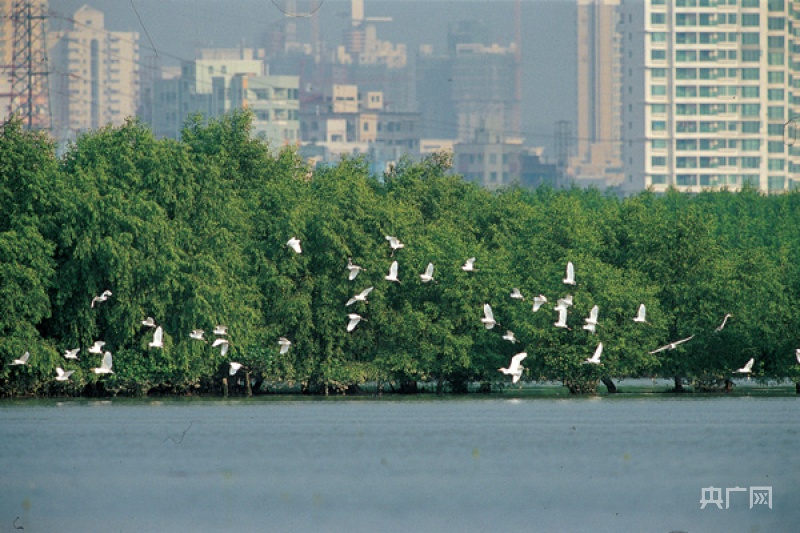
[{"left": 620, "top": 0, "right": 800, "bottom": 193}]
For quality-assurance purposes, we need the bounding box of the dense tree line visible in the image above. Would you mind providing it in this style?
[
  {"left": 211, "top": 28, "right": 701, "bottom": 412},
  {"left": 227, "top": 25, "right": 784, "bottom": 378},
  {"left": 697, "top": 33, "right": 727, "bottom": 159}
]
[{"left": 1, "top": 112, "right": 799, "bottom": 396}]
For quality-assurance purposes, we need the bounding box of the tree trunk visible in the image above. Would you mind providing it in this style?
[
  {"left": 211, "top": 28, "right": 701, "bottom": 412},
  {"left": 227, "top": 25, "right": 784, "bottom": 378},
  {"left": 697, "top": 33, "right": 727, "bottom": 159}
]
[
  {"left": 245, "top": 372, "right": 252, "bottom": 397},
  {"left": 796, "top": 382, "right": 800, "bottom": 395},
  {"left": 673, "top": 376, "right": 684, "bottom": 393},
  {"left": 601, "top": 377, "right": 618, "bottom": 393},
  {"left": 724, "top": 379, "right": 733, "bottom": 393},
  {"left": 222, "top": 378, "right": 229, "bottom": 397}
]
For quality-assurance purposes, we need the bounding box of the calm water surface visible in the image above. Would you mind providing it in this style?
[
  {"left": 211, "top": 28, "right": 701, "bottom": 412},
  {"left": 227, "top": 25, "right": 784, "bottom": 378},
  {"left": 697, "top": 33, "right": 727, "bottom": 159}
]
[{"left": 0, "top": 396, "right": 797, "bottom": 532}]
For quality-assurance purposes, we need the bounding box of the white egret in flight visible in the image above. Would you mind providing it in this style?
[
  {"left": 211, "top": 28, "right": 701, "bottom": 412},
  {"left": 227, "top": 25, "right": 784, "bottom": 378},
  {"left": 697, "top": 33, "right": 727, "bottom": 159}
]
[
  {"left": 736, "top": 358, "right": 754, "bottom": 374},
  {"left": 554, "top": 307, "right": 571, "bottom": 330},
  {"left": 189, "top": 329, "right": 206, "bottom": 342},
  {"left": 555, "top": 295, "right": 573, "bottom": 310},
  {"left": 563, "top": 262, "right": 576, "bottom": 285},
  {"left": 532, "top": 295, "right": 547, "bottom": 312},
  {"left": 214, "top": 325, "right": 228, "bottom": 336},
  {"left": 91, "top": 290, "right": 112, "bottom": 308},
  {"left": 287, "top": 237, "right": 302, "bottom": 254},
  {"left": 278, "top": 337, "right": 292, "bottom": 355},
  {"left": 502, "top": 330, "right": 518, "bottom": 343},
  {"left": 633, "top": 304, "right": 647, "bottom": 323},
  {"left": 64, "top": 348, "right": 80, "bottom": 360},
  {"left": 385, "top": 235, "right": 404, "bottom": 256},
  {"left": 212, "top": 338, "right": 230, "bottom": 357},
  {"left": 88, "top": 341, "right": 105, "bottom": 354},
  {"left": 510, "top": 288, "right": 524, "bottom": 301},
  {"left": 347, "top": 313, "right": 366, "bottom": 332},
  {"left": 385, "top": 261, "right": 400, "bottom": 283},
  {"left": 583, "top": 305, "right": 599, "bottom": 334},
  {"left": 499, "top": 352, "right": 527, "bottom": 383},
  {"left": 461, "top": 257, "right": 477, "bottom": 272},
  {"left": 11, "top": 351, "right": 30, "bottom": 365},
  {"left": 229, "top": 362, "right": 243, "bottom": 376},
  {"left": 419, "top": 262, "right": 435, "bottom": 283},
  {"left": 346, "top": 286, "right": 374, "bottom": 306},
  {"left": 141, "top": 317, "right": 156, "bottom": 328},
  {"left": 149, "top": 326, "right": 164, "bottom": 349},
  {"left": 481, "top": 303, "right": 497, "bottom": 329},
  {"left": 583, "top": 343, "right": 604, "bottom": 365},
  {"left": 55, "top": 367, "right": 74, "bottom": 381},
  {"left": 93, "top": 352, "right": 114, "bottom": 374},
  {"left": 714, "top": 313, "right": 733, "bottom": 333},
  {"left": 347, "top": 258, "right": 364, "bottom": 280},
  {"left": 648, "top": 335, "right": 695, "bottom": 354}
]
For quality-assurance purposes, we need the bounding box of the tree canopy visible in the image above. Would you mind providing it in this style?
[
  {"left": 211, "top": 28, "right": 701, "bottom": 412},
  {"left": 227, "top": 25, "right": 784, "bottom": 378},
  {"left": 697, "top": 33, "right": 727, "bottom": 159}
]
[{"left": 2, "top": 112, "right": 799, "bottom": 396}]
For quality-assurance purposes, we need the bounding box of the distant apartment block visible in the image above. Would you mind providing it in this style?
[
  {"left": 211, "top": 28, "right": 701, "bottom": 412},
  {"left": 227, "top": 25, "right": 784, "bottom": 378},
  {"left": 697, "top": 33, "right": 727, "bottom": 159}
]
[
  {"left": 146, "top": 47, "right": 300, "bottom": 147},
  {"left": 619, "top": 0, "right": 800, "bottom": 194},
  {"left": 229, "top": 73, "right": 300, "bottom": 146},
  {"left": 48, "top": 5, "right": 139, "bottom": 140},
  {"left": 573, "top": 0, "right": 623, "bottom": 187}
]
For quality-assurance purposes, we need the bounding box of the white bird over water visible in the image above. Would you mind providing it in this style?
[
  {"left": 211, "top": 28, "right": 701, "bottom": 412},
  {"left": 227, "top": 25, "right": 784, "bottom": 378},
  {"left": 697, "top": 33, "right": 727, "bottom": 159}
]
[
  {"left": 93, "top": 352, "right": 114, "bottom": 374},
  {"left": 189, "top": 329, "right": 206, "bottom": 342},
  {"left": 633, "top": 304, "right": 647, "bottom": 323},
  {"left": 212, "top": 338, "right": 230, "bottom": 356},
  {"left": 563, "top": 262, "right": 576, "bottom": 285},
  {"left": 583, "top": 305, "right": 599, "bottom": 334},
  {"left": 11, "top": 351, "right": 30, "bottom": 365},
  {"left": 55, "top": 367, "right": 74, "bottom": 381},
  {"left": 278, "top": 337, "right": 292, "bottom": 354},
  {"left": 510, "top": 288, "right": 525, "bottom": 301},
  {"left": 461, "top": 257, "right": 477, "bottom": 272},
  {"left": 385, "top": 260, "right": 401, "bottom": 283},
  {"left": 229, "top": 362, "right": 243, "bottom": 376},
  {"left": 736, "top": 357, "right": 754, "bottom": 374},
  {"left": 499, "top": 352, "right": 527, "bottom": 384},
  {"left": 214, "top": 325, "right": 228, "bottom": 336},
  {"left": 481, "top": 303, "right": 497, "bottom": 329},
  {"left": 91, "top": 290, "right": 112, "bottom": 308},
  {"left": 346, "top": 286, "right": 374, "bottom": 306},
  {"left": 149, "top": 326, "right": 164, "bottom": 349},
  {"left": 385, "top": 235, "right": 404, "bottom": 256},
  {"left": 714, "top": 313, "right": 733, "bottom": 333},
  {"left": 287, "top": 237, "right": 302, "bottom": 254},
  {"left": 88, "top": 341, "right": 105, "bottom": 354},
  {"left": 141, "top": 316, "right": 156, "bottom": 328},
  {"left": 583, "top": 343, "right": 604, "bottom": 365},
  {"left": 420, "top": 262, "right": 435, "bottom": 283},
  {"left": 347, "top": 258, "right": 364, "bottom": 281},
  {"left": 554, "top": 307, "right": 571, "bottom": 330},
  {"left": 347, "top": 313, "right": 366, "bottom": 332},
  {"left": 648, "top": 335, "right": 695, "bottom": 354},
  {"left": 532, "top": 295, "right": 547, "bottom": 312},
  {"left": 64, "top": 348, "right": 80, "bottom": 360},
  {"left": 502, "top": 330, "right": 518, "bottom": 343}
]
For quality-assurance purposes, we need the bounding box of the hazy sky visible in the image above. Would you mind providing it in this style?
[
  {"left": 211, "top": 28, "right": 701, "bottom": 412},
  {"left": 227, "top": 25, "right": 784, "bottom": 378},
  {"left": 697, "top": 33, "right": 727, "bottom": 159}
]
[{"left": 48, "top": 0, "right": 576, "bottom": 155}]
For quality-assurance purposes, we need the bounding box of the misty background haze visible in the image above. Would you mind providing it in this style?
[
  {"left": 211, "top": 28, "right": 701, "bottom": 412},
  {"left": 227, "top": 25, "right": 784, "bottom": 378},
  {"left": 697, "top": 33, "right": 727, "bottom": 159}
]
[{"left": 48, "top": 0, "right": 576, "bottom": 156}]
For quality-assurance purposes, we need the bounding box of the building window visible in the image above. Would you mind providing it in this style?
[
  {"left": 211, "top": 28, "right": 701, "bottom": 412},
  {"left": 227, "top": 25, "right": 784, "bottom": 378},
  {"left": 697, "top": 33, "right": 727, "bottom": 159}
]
[
  {"left": 651, "top": 156, "right": 667, "bottom": 167},
  {"left": 651, "top": 13, "right": 666, "bottom": 24},
  {"left": 767, "top": 106, "right": 784, "bottom": 119},
  {"left": 741, "top": 13, "right": 760, "bottom": 26}
]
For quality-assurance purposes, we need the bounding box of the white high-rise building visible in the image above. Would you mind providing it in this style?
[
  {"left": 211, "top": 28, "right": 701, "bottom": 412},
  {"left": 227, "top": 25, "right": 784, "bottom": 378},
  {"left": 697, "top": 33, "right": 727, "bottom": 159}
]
[
  {"left": 620, "top": 0, "right": 800, "bottom": 194},
  {"left": 48, "top": 5, "right": 139, "bottom": 140}
]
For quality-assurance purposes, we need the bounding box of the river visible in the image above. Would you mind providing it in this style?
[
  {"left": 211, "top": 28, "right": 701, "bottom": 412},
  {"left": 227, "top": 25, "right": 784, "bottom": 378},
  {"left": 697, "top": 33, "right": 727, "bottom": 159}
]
[{"left": 0, "top": 395, "right": 797, "bottom": 532}]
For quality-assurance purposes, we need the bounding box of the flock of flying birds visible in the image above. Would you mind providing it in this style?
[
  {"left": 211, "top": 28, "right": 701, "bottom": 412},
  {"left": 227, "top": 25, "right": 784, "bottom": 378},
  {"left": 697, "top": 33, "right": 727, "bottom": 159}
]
[{"left": 8, "top": 233, "right": 800, "bottom": 387}]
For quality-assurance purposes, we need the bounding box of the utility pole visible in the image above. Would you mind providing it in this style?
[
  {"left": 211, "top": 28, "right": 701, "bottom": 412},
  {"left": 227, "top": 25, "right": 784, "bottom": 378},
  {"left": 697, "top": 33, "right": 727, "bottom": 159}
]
[{"left": 2, "top": 0, "right": 50, "bottom": 131}]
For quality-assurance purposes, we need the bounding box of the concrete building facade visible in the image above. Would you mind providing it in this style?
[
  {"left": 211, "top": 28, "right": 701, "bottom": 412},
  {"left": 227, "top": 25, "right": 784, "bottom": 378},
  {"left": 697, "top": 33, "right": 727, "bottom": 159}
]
[
  {"left": 48, "top": 5, "right": 139, "bottom": 141},
  {"left": 620, "top": 0, "right": 800, "bottom": 194}
]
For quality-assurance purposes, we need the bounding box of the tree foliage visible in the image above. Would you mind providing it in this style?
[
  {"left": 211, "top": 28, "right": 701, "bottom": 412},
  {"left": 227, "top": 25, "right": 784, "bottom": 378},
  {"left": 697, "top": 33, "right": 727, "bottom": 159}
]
[{"left": 1, "top": 113, "right": 799, "bottom": 396}]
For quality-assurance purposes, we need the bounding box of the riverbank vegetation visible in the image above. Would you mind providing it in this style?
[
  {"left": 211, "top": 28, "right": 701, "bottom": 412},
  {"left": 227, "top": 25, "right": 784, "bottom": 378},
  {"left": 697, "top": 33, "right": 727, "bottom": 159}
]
[{"left": 2, "top": 112, "right": 800, "bottom": 397}]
